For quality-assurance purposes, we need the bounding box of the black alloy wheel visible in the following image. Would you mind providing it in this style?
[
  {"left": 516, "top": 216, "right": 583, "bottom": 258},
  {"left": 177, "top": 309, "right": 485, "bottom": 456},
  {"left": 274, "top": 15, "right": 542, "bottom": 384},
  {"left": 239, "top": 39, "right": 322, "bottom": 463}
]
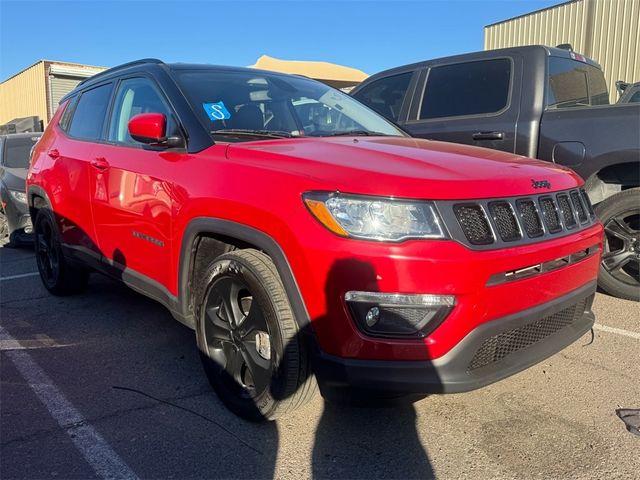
[
  {"left": 35, "top": 212, "right": 61, "bottom": 287},
  {"left": 602, "top": 212, "right": 639, "bottom": 286},
  {"left": 33, "top": 208, "right": 89, "bottom": 295},
  {"left": 196, "top": 249, "right": 317, "bottom": 421},
  {"left": 596, "top": 188, "right": 640, "bottom": 301},
  {"left": 203, "top": 276, "right": 273, "bottom": 399}
]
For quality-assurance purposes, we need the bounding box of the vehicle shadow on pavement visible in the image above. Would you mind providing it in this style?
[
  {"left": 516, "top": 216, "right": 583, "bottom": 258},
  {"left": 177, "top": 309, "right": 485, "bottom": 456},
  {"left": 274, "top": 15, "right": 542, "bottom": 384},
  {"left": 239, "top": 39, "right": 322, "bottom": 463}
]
[
  {"left": 271, "top": 258, "right": 436, "bottom": 479},
  {"left": 311, "top": 402, "right": 435, "bottom": 479}
]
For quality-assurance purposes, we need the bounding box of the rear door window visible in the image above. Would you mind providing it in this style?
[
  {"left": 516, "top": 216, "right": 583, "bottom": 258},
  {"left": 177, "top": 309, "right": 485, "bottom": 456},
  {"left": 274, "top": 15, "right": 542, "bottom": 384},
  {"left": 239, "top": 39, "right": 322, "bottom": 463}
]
[
  {"left": 419, "top": 59, "right": 511, "bottom": 120},
  {"left": 352, "top": 72, "right": 412, "bottom": 122},
  {"left": 67, "top": 83, "right": 113, "bottom": 140},
  {"left": 546, "top": 57, "right": 609, "bottom": 108}
]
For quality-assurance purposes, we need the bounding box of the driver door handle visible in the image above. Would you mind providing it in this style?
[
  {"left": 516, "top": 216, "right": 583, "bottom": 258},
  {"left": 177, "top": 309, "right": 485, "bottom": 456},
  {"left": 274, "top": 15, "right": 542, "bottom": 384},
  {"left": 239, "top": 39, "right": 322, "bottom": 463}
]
[
  {"left": 91, "top": 157, "right": 110, "bottom": 170},
  {"left": 472, "top": 131, "right": 504, "bottom": 141}
]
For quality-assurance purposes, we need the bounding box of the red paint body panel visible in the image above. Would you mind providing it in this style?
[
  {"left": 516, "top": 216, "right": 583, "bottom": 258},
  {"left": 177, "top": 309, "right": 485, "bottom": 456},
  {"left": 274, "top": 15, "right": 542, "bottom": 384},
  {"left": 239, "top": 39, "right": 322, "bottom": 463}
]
[
  {"left": 88, "top": 142, "right": 176, "bottom": 288},
  {"left": 28, "top": 107, "right": 602, "bottom": 363}
]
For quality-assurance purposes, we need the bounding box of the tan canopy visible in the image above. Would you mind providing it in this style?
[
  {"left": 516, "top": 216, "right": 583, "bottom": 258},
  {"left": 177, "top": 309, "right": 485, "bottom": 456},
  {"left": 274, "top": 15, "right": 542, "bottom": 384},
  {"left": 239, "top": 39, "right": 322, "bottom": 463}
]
[{"left": 248, "top": 55, "right": 368, "bottom": 89}]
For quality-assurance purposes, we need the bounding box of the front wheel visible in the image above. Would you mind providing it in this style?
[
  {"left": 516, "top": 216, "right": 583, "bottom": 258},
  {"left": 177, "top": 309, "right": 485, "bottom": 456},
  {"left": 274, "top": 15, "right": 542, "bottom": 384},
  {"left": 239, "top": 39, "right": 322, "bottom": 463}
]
[
  {"left": 195, "top": 249, "right": 317, "bottom": 421},
  {"left": 595, "top": 188, "right": 640, "bottom": 301}
]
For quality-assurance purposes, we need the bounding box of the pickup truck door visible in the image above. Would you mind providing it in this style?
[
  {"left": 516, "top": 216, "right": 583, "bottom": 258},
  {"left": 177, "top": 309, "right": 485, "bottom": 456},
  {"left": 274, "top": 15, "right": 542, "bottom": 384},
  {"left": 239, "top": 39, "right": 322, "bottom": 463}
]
[{"left": 401, "top": 56, "right": 522, "bottom": 154}]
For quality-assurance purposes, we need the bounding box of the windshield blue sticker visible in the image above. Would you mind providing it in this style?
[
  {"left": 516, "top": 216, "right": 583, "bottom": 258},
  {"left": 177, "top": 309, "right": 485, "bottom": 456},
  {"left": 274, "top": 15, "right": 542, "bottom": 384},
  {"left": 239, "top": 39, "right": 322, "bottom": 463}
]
[{"left": 203, "top": 101, "right": 231, "bottom": 121}]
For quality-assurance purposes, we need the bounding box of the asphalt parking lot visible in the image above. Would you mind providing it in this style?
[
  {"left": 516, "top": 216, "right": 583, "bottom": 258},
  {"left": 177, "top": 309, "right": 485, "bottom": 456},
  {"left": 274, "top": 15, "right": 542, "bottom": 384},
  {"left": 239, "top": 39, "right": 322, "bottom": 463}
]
[{"left": 1, "top": 243, "right": 638, "bottom": 479}]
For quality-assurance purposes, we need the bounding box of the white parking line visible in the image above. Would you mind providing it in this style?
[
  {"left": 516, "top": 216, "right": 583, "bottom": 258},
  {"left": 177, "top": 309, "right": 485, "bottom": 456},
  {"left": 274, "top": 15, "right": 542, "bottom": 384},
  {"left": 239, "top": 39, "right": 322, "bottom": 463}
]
[
  {"left": 0, "top": 272, "right": 40, "bottom": 281},
  {"left": 594, "top": 324, "right": 640, "bottom": 340},
  {"left": 0, "top": 327, "right": 139, "bottom": 479}
]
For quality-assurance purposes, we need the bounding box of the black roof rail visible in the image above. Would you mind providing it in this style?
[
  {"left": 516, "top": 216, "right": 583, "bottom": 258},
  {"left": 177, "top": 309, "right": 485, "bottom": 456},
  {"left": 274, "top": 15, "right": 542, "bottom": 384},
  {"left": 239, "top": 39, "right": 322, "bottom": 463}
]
[{"left": 78, "top": 58, "right": 165, "bottom": 87}]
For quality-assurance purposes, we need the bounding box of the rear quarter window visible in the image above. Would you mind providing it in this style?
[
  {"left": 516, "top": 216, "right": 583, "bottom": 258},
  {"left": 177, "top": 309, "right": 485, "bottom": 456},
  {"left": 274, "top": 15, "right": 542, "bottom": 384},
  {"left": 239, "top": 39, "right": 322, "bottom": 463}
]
[
  {"left": 67, "top": 83, "right": 113, "bottom": 140},
  {"left": 58, "top": 96, "right": 79, "bottom": 132},
  {"left": 419, "top": 58, "right": 511, "bottom": 120}
]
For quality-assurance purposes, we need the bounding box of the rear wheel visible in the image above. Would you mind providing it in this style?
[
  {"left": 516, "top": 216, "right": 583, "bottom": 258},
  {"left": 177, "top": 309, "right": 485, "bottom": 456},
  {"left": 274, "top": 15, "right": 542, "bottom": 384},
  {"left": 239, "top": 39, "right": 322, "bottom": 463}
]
[
  {"left": 595, "top": 188, "right": 640, "bottom": 301},
  {"left": 195, "top": 249, "right": 317, "bottom": 421},
  {"left": 34, "top": 208, "right": 89, "bottom": 295}
]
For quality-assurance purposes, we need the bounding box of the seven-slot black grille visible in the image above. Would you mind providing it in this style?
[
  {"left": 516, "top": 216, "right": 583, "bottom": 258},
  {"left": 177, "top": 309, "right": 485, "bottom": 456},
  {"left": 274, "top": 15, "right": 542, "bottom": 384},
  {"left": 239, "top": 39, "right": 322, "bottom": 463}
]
[
  {"left": 468, "top": 297, "right": 588, "bottom": 371},
  {"left": 581, "top": 189, "right": 595, "bottom": 217},
  {"left": 539, "top": 196, "right": 562, "bottom": 233},
  {"left": 453, "top": 204, "right": 494, "bottom": 245},
  {"left": 557, "top": 194, "right": 577, "bottom": 228},
  {"left": 489, "top": 202, "right": 521, "bottom": 242},
  {"left": 516, "top": 199, "right": 544, "bottom": 238},
  {"left": 571, "top": 190, "right": 588, "bottom": 223},
  {"left": 447, "top": 189, "right": 596, "bottom": 249}
]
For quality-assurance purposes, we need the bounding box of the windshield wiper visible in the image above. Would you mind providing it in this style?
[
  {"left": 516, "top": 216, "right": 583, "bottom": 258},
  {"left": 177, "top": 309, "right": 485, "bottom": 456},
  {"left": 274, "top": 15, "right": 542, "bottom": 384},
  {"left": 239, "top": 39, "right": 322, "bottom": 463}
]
[
  {"left": 322, "top": 130, "right": 390, "bottom": 137},
  {"left": 211, "top": 129, "right": 294, "bottom": 139}
]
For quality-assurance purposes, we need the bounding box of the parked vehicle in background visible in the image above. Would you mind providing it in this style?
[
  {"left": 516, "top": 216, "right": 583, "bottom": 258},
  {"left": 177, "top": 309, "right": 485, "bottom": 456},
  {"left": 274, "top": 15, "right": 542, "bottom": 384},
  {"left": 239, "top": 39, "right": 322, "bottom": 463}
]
[
  {"left": 28, "top": 59, "right": 602, "bottom": 421},
  {"left": 352, "top": 45, "right": 640, "bottom": 301},
  {"left": 616, "top": 81, "right": 640, "bottom": 104},
  {"left": 0, "top": 133, "right": 42, "bottom": 246}
]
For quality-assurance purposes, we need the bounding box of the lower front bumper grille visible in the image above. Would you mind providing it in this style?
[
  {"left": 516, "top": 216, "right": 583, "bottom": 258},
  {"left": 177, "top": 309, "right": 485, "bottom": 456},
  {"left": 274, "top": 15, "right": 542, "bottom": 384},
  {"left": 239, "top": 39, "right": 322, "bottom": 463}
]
[{"left": 468, "top": 297, "right": 589, "bottom": 371}]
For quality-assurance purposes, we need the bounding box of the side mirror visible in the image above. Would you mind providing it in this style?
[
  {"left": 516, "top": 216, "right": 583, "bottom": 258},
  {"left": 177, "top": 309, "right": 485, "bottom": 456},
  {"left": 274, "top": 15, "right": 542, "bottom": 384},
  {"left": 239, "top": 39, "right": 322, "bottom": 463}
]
[
  {"left": 127, "top": 113, "right": 184, "bottom": 148},
  {"left": 128, "top": 113, "right": 167, "bottom": 144}
]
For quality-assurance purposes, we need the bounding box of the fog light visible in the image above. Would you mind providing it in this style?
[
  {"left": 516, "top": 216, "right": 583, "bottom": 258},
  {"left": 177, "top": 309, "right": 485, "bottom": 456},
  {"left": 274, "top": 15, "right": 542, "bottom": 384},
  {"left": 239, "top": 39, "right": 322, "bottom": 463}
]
[
  {"left": 365, "top": 307, "right": 380, "bottom": 327},
  {"left": 345, "top": 291, "right": 455, "bottom": 338}
]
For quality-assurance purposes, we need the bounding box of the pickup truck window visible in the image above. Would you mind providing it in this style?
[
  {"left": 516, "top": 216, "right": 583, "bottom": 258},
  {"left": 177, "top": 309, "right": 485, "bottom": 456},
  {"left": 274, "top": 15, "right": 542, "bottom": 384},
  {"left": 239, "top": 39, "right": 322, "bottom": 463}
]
[
  {"left": 419, "top": 59, "right": 511, "bottom": 120},
  {"left": 352, "top": 72, "right": 412, "bottom": 122},
  {"left": 546, "top": 57, "right": 609, "bottom": 109}
]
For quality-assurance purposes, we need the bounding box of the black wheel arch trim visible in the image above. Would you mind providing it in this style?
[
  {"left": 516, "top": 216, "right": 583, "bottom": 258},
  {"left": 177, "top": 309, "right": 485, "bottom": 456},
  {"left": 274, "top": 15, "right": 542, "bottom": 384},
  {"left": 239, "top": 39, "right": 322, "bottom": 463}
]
[
  {"left": 178, "top": 217, "right": 311, "bottom": 330},
  {"left": 27, "top": 185, "right": 53, "bottom": 212}
]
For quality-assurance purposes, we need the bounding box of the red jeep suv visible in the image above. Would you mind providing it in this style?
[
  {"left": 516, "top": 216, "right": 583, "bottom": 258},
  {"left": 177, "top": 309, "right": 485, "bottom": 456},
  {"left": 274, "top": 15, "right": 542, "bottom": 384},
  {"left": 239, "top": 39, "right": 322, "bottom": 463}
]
[{"left": 27, "top": 59, "right": 602, "bottom": 421}]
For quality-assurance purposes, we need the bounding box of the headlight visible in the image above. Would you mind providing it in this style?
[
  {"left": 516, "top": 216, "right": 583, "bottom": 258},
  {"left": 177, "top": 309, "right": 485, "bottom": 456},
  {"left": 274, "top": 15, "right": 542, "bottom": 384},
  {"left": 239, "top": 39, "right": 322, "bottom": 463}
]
[
  {"left": 303, "top": 192, "right": 447, "bottom": 241},
  {"left": 9, "top": 190, "right": 27, "bottom": 204}
]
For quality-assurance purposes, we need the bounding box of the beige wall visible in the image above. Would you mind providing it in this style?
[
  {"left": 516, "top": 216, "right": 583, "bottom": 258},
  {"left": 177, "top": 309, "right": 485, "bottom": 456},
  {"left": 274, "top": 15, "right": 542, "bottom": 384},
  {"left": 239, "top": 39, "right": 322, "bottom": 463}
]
[
  {"left": 484, "top": 0, "right": 640, "bottom": 103},
  {"left": 0, "top": 61, "right": 48, "bottom": 126}
]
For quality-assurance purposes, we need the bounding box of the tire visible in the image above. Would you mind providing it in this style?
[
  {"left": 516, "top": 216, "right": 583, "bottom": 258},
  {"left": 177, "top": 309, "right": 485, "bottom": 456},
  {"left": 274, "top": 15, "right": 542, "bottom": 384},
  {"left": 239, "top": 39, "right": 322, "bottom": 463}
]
[
  {"left": 34, "top": 208, "right": 90, "bottom": 295},
  {"left": 594, "top": 188, "right": 640, "bottom": 301},
  {"left": 0, "top": 209, "right": 9, "bottom": 245},
  {"left": 195, "top": 249, "right": 317, "bottom": 421}
]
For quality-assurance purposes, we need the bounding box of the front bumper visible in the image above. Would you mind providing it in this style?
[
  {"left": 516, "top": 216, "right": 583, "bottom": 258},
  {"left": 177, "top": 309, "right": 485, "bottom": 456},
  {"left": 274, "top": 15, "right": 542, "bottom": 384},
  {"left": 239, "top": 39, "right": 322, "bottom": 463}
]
[
  {"left": 314, "top": 281, "right": 595, "bottom": 396},
  {"left": 2, "top": 194, "right": 32, "bottom": 243}
]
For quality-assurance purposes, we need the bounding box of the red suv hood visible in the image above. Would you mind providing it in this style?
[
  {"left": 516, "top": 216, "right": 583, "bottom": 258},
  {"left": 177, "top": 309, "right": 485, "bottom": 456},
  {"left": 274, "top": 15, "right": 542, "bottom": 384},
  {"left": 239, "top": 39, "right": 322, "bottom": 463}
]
[{"left": 225, "top": 136, "right": 582, "bottom": 200}]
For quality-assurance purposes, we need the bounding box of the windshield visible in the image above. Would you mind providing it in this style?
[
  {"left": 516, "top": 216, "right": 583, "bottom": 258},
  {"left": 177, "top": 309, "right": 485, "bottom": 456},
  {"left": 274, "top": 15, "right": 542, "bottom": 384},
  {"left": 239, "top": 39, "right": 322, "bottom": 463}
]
[{"left": 174, "top": 69, "right": 406, "bottom": 140}]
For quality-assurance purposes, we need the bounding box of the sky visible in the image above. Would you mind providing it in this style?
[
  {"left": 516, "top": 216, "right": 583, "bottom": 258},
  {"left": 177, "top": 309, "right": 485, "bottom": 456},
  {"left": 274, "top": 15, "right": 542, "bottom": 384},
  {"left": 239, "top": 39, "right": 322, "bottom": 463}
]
[{"left": 0, "top": 0, "right": 562, "bottom": 81}]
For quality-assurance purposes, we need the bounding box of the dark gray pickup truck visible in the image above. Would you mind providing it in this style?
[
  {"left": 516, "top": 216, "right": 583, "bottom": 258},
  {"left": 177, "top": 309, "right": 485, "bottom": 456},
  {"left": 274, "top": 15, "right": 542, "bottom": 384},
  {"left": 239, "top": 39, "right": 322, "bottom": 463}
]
[{"left": 352, "top": 45, "right": 640, "bottom": 301}]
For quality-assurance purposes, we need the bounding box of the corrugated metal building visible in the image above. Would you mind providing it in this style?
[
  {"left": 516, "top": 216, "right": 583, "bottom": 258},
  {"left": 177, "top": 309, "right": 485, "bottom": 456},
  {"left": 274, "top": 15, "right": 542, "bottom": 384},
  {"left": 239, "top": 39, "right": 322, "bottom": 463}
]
[
  {"left": 0, "top": 60, "right": 105, "bottom": 129},
  {"left": 484, "top": 0, "right": 639, "bottom": 103}
]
